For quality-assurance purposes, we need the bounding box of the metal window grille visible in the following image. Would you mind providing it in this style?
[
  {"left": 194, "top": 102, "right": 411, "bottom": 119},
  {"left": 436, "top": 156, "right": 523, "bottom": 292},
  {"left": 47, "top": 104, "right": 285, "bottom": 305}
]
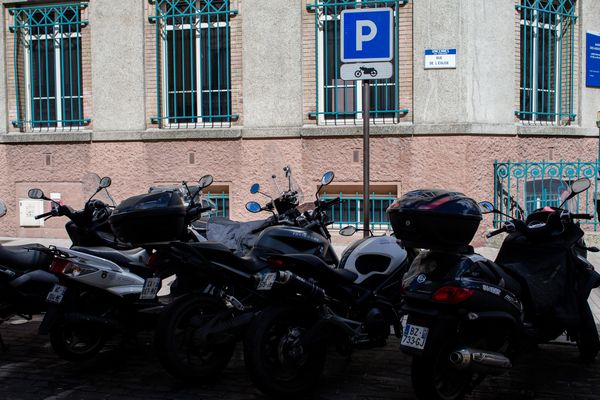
[
  {"left": 516, "top": 0, "right": 577, "bottom": 124},
  {"left": 9, "top": 3, "right": 89, "bottom": 131},
  {"left": 206, "top": 191, "right": 229, "bottom": 217},
  {"left": 493, "top": 160, "right": 599, "bottom": 230},
  {"left": 149, "top": 0, "right": 238, "bottom": 128},
  {"left": 306, "top": 0, "right": 408, "bottom": 125},
  {"left": 322, "top": 192, "right": 395, "bottom": 230}
]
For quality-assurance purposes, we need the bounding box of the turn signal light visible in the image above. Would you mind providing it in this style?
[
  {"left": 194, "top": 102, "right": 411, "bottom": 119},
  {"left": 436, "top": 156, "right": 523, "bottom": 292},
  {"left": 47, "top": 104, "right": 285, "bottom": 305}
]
[
  {"left": 431, "top": 286, "right": 474, "bottom": 304},
  {"left": 50, "top": 258, "right": 71, "bottom": 274},
  {"left": 266, "top": 258, "right": 286, "bottom": 268}
]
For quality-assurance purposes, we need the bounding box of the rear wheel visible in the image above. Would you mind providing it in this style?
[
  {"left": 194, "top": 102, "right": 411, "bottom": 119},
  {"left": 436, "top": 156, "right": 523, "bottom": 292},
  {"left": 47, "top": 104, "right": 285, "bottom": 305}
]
[
  {"left": 154, "top": 294, "right": 236, "bottom": 381},
  {"left": 49, "top": 322, "right": 107, "bottom": 362},
  {"left": 411, "top": 342, "right": 475, "bottom": 400},
  {"left": 243, "top": 305, "right": 327, "bottom": 398}
]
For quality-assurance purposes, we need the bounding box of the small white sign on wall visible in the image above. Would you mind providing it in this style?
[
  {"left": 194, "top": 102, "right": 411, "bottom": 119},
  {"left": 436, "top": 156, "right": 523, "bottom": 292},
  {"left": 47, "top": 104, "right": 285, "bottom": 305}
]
[
  {"left": 19, "top": 199, "right": 44, "bottom": 227},
  {"left": 424, "top": 48, "right": 457, "bottom": 69}
]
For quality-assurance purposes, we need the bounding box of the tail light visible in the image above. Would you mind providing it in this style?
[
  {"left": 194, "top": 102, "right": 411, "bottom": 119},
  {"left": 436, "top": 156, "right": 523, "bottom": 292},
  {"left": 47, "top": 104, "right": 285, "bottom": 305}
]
[
  {"left": 431, "top": 286, "right": 474, "bottom": 304},
  {"left": 266, "top": 258, "right": 286, "bottom": 269},
  {"left": 50, "top": 258, "right": 97, "bottom": 277}
]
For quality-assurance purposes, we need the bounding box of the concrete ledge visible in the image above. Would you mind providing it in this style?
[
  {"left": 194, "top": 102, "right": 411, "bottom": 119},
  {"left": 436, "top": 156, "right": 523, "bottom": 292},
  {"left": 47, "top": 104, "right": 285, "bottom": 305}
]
[
  {"left": 93, "top": 128, "right": 242, "bottom": 142},
  {"left": 242, "top": 127, "right": 302, "bottom": 138},
  {"left": 517, "top": 125, "right": 599, "bottom": 137},
  {"left": 300, "top": 123, "right": 413, "bottom": 137},
  {"left": 0, "top": 122, "right": 597, "bottom": 144},
  {"left": 0, "top": 131, "right": 92, "bottom": 144}
]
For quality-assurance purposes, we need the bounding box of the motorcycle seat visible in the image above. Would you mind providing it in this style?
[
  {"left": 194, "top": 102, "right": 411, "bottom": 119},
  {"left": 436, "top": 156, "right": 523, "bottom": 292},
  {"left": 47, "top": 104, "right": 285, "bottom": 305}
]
[
  {"left": 278, "top": 253, "right": 358, "bottom": 284},
  {"left": 71, "top": 246, "right": 150, "bottom": 269},
  {"left": 0, "top": 244, "right": 52, "bottom": 271},
  {"left": 186, "top": 241, "right": 266, "bottom": 273}
]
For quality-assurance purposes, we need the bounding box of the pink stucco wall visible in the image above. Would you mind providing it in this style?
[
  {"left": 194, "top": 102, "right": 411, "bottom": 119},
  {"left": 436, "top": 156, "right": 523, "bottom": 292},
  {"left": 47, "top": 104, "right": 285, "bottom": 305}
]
[{"left": 0, "top": 134, "right": 597, "bottom": 240}]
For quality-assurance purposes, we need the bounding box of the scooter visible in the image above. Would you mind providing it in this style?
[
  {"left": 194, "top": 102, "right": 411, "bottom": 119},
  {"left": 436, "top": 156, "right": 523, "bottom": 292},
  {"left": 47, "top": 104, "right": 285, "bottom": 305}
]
[
  {"left": 36, "top": 175, "right": 215, "bottom": 361},
  {"left": 395, "top": 178, "right": 600, "bottom": 400},
  {"left": 0, "top": 200, "right": 56, "bottom": 351}
]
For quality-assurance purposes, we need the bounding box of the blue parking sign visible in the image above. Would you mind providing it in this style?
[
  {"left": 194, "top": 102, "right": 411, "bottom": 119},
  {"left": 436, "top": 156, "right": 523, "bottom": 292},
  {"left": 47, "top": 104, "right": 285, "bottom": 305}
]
[{"left": 341, "top": 8, "right": 393, "bottom": 63}]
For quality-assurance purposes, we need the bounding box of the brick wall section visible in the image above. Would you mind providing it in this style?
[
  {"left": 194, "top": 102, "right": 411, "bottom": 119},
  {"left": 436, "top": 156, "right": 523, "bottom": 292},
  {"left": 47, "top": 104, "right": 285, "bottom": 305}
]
[
  {"left": 4, "top": 3, "right": 92, "bottom": 132},
  {"left": 80, "top": 4, "right": 92, "bottom": 130},
  {"left": 144, "top": 0, "right": 243, "bottom": 128},
  {"left": 302, "top": 0, "right": 413, "bottom": 125}
]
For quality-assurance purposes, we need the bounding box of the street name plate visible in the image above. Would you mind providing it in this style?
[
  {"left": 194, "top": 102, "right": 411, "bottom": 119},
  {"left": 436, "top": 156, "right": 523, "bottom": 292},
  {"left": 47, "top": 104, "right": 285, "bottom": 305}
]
[{"left": 340, "top": 62, "right": 393, "bottom": 81}]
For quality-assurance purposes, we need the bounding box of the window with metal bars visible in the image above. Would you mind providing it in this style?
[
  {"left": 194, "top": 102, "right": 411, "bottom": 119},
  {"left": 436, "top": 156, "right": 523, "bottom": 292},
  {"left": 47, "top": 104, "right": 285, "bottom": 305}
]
[
  {"left": 516, "top": 0, "right": 577, "bottom": 124},
  {"left": 9, "top": 3, "right": 89, "bottom": 131},
  {"left": 149, "top": 0, "right": 237, "bottom": 128},
  {"left": 307, "top": 0, "right": 408, "bottom": 125},
  {"left": 322, "top": 191, "right": 396, "bottom": 230}
]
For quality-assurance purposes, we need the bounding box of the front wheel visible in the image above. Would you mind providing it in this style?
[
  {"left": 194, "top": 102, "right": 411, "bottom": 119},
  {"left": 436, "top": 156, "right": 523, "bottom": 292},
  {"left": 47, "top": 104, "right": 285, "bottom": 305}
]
[
  {"left": 243, "top": 305, "right": 327, "bottom": 398},
  {"left": 354, "top": 70, "right": 362, "bottom": 78},
  {"left": 411, "top": 342, "right": 476, "bottom": 400},
  {"left": 577, "top": 303, "right": 599, "bottom": 362},
  {"left": 49, "top": 322, "right": 107, "bottom": 362},
  {"left": 154, "top": 294, "right": 237, "bottom": 382}
]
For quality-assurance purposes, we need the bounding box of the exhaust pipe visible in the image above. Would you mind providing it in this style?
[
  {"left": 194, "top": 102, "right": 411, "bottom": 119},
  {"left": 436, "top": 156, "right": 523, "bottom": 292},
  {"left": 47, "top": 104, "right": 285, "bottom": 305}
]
[{"left": 449, "top": 348, "right": 512, "bottom": 375}]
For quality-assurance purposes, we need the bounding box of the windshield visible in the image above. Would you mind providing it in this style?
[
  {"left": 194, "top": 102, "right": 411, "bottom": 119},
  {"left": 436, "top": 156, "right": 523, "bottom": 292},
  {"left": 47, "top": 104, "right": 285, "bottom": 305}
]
[
  {"left": 81, "top": 172, "right": 116, "bottom": 206},
  {"left": 260, "top": 145, "right": 304, "bottom": 204}
]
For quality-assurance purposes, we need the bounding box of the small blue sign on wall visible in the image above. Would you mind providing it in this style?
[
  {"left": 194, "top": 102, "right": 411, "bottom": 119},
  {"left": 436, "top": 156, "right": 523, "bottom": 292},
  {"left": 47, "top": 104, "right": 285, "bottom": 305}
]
[
  {"left": 340, "top": 8, "right": 393, "bottom": 63},
  {"left": 587, "top": 32, "right": 600, "bottom": 88}
]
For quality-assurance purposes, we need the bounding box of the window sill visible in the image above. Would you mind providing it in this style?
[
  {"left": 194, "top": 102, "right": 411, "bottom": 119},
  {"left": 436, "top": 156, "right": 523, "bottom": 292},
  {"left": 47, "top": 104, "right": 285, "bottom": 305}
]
[{"left": 0, "top": 131, "right": 92, "bottom": 144}]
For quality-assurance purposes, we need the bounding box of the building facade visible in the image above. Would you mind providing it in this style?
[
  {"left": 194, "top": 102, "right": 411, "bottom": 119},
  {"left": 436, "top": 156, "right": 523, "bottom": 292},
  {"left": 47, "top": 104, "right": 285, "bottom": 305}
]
[{"left": 0, "top": 0, "right": 599, "bottom": 238}]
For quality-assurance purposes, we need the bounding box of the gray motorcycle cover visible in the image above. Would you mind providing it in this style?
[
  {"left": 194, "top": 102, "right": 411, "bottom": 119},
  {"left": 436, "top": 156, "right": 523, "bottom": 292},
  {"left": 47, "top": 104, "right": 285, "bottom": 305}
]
[{"left": 206, "top": 217, "right": 270, "bottom": 256}]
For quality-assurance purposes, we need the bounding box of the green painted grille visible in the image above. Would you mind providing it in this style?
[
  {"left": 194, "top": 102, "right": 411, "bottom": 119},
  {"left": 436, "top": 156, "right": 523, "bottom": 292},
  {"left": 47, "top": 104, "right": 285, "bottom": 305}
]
[
  {"left": 9, "top": 3, "right": 89, "bottom": 131},
  {"left": 306, "top": 0, "right": 409, "bottom": 124},
  {"left": 322, "top": 192, "right": 395, "bottom": 230},
  {"left": 149, "top": 0, "right": 238, "bottom": 128},
  {"left": 206, "top": 191, "right": 229, "bottom": 217},
  {"left": 516, "top": 0, "right": 577, "bottom": 123},
  {"left": 493, "top": 160, "right": 599, "bottom": 229}
]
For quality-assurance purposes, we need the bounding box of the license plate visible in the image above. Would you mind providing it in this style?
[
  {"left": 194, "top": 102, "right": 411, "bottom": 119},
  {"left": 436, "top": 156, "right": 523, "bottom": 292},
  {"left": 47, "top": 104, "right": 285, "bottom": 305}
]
[
  {"left": 139, "top": 277, "right": 161, "bottom": 300},
  {"left": 46, "top": 284, "right": 67, "bottom": 304},
  {"left": 401, "top": 323, "right": 429, "bottom": 350},
  {"left": 256, "top": 273, "right": 277, "bottom": 291}
]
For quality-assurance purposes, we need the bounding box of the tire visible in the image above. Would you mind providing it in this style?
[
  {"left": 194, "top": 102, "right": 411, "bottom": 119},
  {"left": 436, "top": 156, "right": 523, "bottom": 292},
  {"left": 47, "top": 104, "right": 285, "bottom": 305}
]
[
  {"left": 411, "top": 342, "right": 475, "bottom": 400},
  {"left": 49, "top": 322, "right": 107, "bottom": 362},
  {"left": 243, "top": 305, "right": 326, "bottom": 398},
  {"left": 154, "top": 294, "right": 236, "bottom": 382},
  {"left": 370, "top": 70, "right": 378, "bottom": 77},
  {"left": 577, "top": 304, "right": 599, "bottom": 363},
  {"left": 354, "top": 70, "right": 362, "bottom": 78}
]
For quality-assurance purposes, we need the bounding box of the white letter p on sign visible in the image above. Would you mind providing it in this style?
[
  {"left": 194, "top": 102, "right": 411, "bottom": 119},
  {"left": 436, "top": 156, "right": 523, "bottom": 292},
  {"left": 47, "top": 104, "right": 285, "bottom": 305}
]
[{"left": 356, "top": 20, "right": 377, "bottom": 51}]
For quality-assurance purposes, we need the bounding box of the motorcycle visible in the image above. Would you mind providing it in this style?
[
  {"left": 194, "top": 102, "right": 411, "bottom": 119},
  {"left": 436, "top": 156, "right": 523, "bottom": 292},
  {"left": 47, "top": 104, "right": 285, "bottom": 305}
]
[
  {"left": 35, "top": 175, "right": 215, "bottom": 361},
  {"left": 0, "top": 200, "right": 56, "bottom": 350},
  {"left": 150, "top": 169, "right": 340, "bottom": 381},
  {"left": 393, "top": 178, "right": 600, "bottom": 400},
  {"left": 242, "top": 222, "right": 413, "bottom": 397}
]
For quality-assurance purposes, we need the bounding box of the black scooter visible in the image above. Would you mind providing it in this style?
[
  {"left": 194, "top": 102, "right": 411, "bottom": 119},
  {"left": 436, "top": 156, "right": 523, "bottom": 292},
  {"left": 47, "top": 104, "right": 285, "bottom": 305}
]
[
  {"left": 397, "top": 178, "right": 600, "bottom": 400},
  {"left": 0, "top": 200, "right": 56, "bottom": 351}
]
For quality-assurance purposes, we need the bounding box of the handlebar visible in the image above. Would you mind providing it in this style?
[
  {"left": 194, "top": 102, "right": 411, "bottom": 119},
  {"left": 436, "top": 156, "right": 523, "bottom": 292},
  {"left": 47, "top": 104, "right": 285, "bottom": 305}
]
[
  {"left": 571, "top": 213, "right": 594, "bottom": 220},
  {"left": 485, "top": 226, "right": 507, "bottom": 239},
  {"left": 35, "top": 211, "right": 54, "bottom": 220}
]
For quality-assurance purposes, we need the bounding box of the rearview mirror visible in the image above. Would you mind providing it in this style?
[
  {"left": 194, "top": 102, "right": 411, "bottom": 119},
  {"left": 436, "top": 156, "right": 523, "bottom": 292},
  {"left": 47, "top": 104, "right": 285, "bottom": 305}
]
[
  {"left": 198, "top": 175, "right": 214, "bottom": 190},
  {"left": 321, "top": 171, "right": 335, "bottom": 186},
  {"left": 570, "top": 178, "right": 591, "bottom": 195},
  {"left": 28, "top": 188, "right": 45, "bottom": 200},
  {"left": 0, "top": 201, "right": 7, "bottom": 218},
  {"left": 250, "top": 183, "right": 260, "bottom": 194},
  {"left": 99, "top": 177, "right": 111, "bottom": 189},
  {"left": 339, "top": 225, "right": 357, "bottom": 236},
  {"left": 245, "top": 201, "right": 262, "bottom": 213},
  {"left": 478, "top": 201, "right": 495, "bottom": 214}
]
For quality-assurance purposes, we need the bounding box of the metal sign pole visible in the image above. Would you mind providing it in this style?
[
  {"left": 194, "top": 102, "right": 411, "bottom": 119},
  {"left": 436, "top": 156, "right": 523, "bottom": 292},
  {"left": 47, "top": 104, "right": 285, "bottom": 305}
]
[{"left": 362, "top": 80, "right": 370, "bottom": 238}]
